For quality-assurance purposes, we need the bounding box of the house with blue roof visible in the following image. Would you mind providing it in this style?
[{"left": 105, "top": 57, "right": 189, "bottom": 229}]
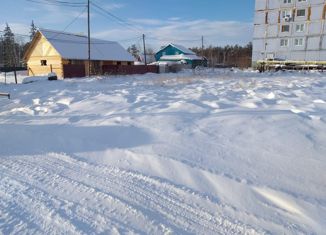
[{"left": 155, "top": 43, "right": 207, "bottom": 68}]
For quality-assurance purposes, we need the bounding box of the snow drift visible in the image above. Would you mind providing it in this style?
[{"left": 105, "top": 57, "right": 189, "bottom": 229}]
[{"left": 0, "top": 69, "right": 325, "bottom": 234}]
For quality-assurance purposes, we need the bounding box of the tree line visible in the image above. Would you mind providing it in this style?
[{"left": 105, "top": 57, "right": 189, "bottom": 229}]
[
  {"left": 190, "top": 43, "right": 252, "bottom": 68},
  {"left": 128, "top": 43, "right": 252, "bottom": 68},
  {"left": 0, "top": 21, "right": 36, "bottom": 70}
]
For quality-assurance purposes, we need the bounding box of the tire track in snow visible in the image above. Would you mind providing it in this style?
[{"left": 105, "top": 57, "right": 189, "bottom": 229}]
[
  {"left": 0, "top": 160, "right": 159, "bottom": 235},
  {"left": 0, "top": 154, "right": 263, "bottom": 235},
  {"left": 0, "top": 176, "right": 83, "bottom": 235}
]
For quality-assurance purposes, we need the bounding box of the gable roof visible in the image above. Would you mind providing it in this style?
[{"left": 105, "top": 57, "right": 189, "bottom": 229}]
[
  {"left": 156, "top": 43, "right": 196, "bottom": 55},
  {"left": 29, "top": 29, "right": 134, "bottom": 62}
]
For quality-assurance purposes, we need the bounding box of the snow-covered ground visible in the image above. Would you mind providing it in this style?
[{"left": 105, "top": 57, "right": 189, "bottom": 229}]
[{"left": 0, "top": 69, "right": 326, "bottom": 234}]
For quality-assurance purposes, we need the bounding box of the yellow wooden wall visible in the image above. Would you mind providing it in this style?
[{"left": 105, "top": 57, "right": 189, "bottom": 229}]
[{"left": 26, "top": 34, "right": 64, "bottom": 78}]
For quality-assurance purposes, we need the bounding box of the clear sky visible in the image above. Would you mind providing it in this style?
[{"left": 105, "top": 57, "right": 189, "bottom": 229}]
[{"left": 0, "top": 0, "right": 255, "bottom": 49}]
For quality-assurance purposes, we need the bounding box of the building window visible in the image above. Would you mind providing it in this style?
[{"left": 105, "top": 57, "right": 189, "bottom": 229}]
[
  {"left": 295, "top": 24, "right": 305, "bottom": 32},
  {"left": 117, "top": 61, "right": 122, "bottom": 66},
  {"left": 41, "top": 60, "right": 47, "bottom": 66},
  {"left": 283, "top": 0, "right": 291, "bottom": 3},
  {"left": 266, "top": 53, "right": 275, "bottom": 60},
  {"left": 297, "top": 0, "right": 306, "bottom": 2},
  {"left": 127, "top": 62, "right": 132, "bottom": 65},
  {"left": 281, "top": 25, "right": 290, "bottom": 32},
  {"left": 280, "top": 39, "right": 289, "bottom": 47},
  {"left": 294, "top": 38, "right": 304, "bottom": 46},
  {"left": 282, "top": 10, "right": 292, "bottom": 19},
  {"left": 297, "top": 9, "right": 306, "bottom": 17}
]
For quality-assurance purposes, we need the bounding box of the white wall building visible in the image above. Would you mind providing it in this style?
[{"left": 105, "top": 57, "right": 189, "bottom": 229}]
[{"left": 253, "top": 0, "right": 326, "bottom": 66}]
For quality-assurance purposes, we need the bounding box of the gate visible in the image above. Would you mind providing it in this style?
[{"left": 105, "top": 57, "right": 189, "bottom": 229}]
[{"left": 63, "top": 64, "right": 86, "bottom": 78}]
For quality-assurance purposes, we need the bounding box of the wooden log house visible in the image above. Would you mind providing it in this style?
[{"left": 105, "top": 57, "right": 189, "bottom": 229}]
[{"left": 23, "top": 29, "right": 134, "bottom": 78}]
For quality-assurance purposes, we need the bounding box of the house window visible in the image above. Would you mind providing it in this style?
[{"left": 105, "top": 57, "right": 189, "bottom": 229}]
[
  {"left": 295, "top": 24, "right": 305, "bottom": 32},
  {"left": 280, "top": 39, "right": 289, "bottom": 47},
  {"left": 41, "top": 60, "right": 47, "bottom": 66},
  {"left": 297, "top": 9, "right": 306, "bottom": 17},
  {"left": 281, "top": 25, "right": 290, "bottom": 32},
  {"left": 294, "top": 38, "right": 304, "bottom": 46}
]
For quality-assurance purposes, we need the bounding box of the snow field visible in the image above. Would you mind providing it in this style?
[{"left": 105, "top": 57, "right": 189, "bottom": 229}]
[{"left": 0, "top": 69, "right": 326, "bottom": 234}]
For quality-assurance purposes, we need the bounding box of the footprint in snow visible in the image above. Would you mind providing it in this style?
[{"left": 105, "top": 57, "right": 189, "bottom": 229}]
[
  {"left": 240, "top": 101, "right": 258, "bottom": 109},
  {"left": 313, "top": 99, "right": 325, "bottom": 104},
  {"left": 290, "top": 108, "right": 305, "bottom": 114},
  {"left": 51, "top": 98, "right": 73, "bottom": 113}
]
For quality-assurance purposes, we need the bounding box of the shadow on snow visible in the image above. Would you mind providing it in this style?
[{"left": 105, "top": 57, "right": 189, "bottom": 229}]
[{"left": 0, "top": 124, "right": 151, "bottom": 156}]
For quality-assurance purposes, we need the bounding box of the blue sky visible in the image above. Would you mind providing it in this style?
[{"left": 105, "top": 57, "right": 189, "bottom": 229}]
[{"left": 0, "top": 0, "right": 255, "bottom": 49}]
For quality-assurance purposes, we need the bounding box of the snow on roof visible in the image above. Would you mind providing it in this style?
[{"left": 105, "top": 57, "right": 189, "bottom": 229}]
[
  {"left": 158, "top": 43, "right": 196, "bottom": 55},
  {"left": 160, "top": 54, "right": 203, "bottom": 61},
  {"left": 39, "top": 29, "right": 134, "bottom": 62},
  {"left": 170, "top": 44, "right": 196, "bottom": 55}
]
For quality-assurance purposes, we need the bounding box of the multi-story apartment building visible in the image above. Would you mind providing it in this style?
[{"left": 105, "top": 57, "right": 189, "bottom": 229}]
[{"left": 252, "top": 0, "right": 326, "bottom": 67}]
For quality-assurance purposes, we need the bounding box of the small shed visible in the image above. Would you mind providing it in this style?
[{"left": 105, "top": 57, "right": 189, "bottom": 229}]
[
  {"left": 155, "top": 43, "right": 207, "bottom": 68},
  {"left": 24, "top": 29, "right": 134, "bottom": 78}
]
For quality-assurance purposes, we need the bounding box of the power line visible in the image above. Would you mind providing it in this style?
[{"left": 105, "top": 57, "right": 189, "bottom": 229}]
[
  {"left": 0, "top": 30, "right": 203, "bottom": 46},
  {"left": 21, "top": 0, "right": 214, "bottom": 47},
  {"left": 89, "top": 4, "right": 203, "bottom": 44},
  {"left": 0, "top": 30, "right": 142, "bottom": 45},
  {"left": 147, "top": 36, "right": 202, "bottom": 43},
  {"left": 44, "top": 0, "right": 85, "bottom": 4},
  {"left": 50, "top": 6, "right": 88, "bottom": 40},
  {"left": 90, "top": 2, "right": 142, "bottom": 34},
  {"left": 91, "top": 8, "right": 141, "bottom": 35},
  {"left": 25, "top": 0, "right": 86, "bottom": 7},
  {"left": 21, "top": 0, "right": 205, "bottom": 46},
  {"left": 0, "top": 5, "right": 87, "bottom": 43},
  {"left": 91, "top": 1, "right": 137, "bottom": 28}
]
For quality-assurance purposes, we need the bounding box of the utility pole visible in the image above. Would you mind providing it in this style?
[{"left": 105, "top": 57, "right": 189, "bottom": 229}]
[
  {"left": 143, "top": 34, "right": 147, "bottom": 65},
  {"left": 87, "top": 0, "right": 91, "bottom": 76},
  {"left": 201, "top": 36, "right": 204, "bottom": 67}
]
